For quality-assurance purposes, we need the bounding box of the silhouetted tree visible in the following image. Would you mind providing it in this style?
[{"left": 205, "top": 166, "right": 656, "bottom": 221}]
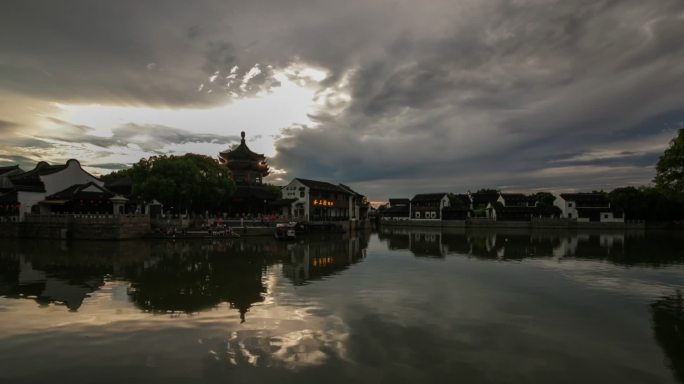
[
  {"left": 655, "top": 129, "right": 684, "bottom": 195},
  {"left": 105, "top": 154, "right": 235, "bottom": 213},
  {"left": 531, "top": 192, "right": 555, "bottom": 207}
]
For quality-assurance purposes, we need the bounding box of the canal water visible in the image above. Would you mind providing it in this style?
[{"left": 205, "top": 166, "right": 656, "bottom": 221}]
[{"left": 0, "top": 228, "right": 683, "bottom": 383}]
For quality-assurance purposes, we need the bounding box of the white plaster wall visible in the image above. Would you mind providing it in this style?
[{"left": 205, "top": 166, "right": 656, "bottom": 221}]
[
  {"left": 41, "top": 160, "right": 103, "bottom": 196},
  {"left": 553, "top": 196, "right": 579, "bottom": 219},
  {"left": 600, "top": 212, "right": 625, "bottom": 223},
  {"left": 553, "top": 196, "right": 566, "bottom": 216},
  {"left": 282, "top": 179, "right": 309, "bottom": 218},
  {"left": 17, "top": 191, "right": 45, "bottom": 219},
  {"left": 497, "top": 195, "right": 506, "bottom": 206},
  {"left": 440, "top": 195, "right": 450, "bottom": 208}
]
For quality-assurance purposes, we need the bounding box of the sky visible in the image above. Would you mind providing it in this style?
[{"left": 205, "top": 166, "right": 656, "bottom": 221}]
[{"left": 1, "top": 0, "right": 683, "bottom": 201}]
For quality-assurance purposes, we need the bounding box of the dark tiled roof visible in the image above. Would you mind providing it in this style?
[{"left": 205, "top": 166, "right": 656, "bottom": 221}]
[
  {"left": 45, "top": 182, "right": 112, "bottom": 201},
  {"left": 559, "top": 193, "right": 609, "bottom": 204},
  {"left": 9, "top": 161, "right": 69, "bottom": 192},
  {"left": 411, "top": 193, "right": 447, "bottom": 202},
  {"left": 338, "top": 183, "right": 363, "bottom": 197},
  {"left": 0, "top": 165, "right": 20, "bottom": 176},
  {"left": 295, "top": 178, "right": 351, "bottom": 194},
  {"left": 500, "top": 193, "right": 536, "bottom": 206},
  {"left": 389, "top": 198, "right": 410, "bottom": 206}
]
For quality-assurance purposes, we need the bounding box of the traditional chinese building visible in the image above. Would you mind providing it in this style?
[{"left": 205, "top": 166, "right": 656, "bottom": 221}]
[
  {"left": 219, "top": 131, "right": 279, "bottom": 215},
  {"left": 554, "top": 193, "right": 624, "bottom": 223},
  {"left": 0, "top": 159, "right": 140, "bottom": 222},
  {"left": 410, "top": 193, "right": 450, "bottom": 220},
  {"left": 278, "top": 178, "right": 356, "bottom": 221}
]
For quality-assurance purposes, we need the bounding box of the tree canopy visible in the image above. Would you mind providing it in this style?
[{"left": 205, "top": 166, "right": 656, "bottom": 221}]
[
  {"left": 655, "top": 129, "right": 684, "bottom": 194},
  {"left": 104, "top": 154, "right": 235, "bottom": 213}
]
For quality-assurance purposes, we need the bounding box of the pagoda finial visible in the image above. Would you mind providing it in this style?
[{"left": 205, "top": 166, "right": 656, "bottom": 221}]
[{"left": 241, "top": 131, "right": 246, "bottom": 143}]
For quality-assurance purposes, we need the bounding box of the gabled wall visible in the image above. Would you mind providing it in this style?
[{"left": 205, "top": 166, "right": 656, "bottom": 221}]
[{"left": 281, "top": 179, "right": 310, "bottom": 219}]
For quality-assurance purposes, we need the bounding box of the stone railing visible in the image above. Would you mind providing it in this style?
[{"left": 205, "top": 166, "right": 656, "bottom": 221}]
[{"left": 24, "top": 213, "right": 149, "bottom": 225}]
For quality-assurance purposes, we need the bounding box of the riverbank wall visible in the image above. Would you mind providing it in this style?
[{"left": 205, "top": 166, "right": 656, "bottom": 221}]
[
  {"left": 0, "top": 214, "right": 151, "bottom": 240},
  {"left": 380, "top": 218, "right": 645, "bottom": 230}
]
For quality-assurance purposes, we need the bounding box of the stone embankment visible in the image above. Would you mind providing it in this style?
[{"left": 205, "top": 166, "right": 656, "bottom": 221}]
[
  {"left": 0, "top": 214, "right": 151, "bottom": 240},
  {"left": 381, "top": 218, "right": 646, "bottom": 230}
]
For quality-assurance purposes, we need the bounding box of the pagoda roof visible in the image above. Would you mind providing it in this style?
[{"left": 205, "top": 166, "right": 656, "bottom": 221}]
[{"left": 220, "top": 131, "right": 266, "bottom": 161}]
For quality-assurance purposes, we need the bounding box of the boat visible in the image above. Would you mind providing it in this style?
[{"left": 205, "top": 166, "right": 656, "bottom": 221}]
[
  {"left": 275, "top": 223, "right": 296, "bottom": 240},
  {"left": 150, "top": 227, "right": 240, "bottom": 239}
]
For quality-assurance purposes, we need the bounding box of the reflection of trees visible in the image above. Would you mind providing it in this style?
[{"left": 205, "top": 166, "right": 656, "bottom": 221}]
[
  {"left": 651, "top": 290, "right": 684, "bottom": 383},
  {"left": 0, "top": 235, "right": 371, "bottom": 318},
  {"left": 125, "top": 240, "right": 281, "bottom": 321},
  {"left": 0, "top": 240, "right": 125, "bottom": 310},
  {"left": 377, "top": 227, "right": 684, "bottom": 266},
  {"left": 282, "top": 232, "right": 369, "bottom": 285}
]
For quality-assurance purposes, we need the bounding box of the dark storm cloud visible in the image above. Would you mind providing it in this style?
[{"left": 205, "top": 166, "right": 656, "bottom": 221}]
[
  {"left": 0, "top": 1, "right": 286, "bottom": 106},
  {"left": 46, "top": 122, "right": 240, "bottom": 153},
  {"left": 0, "top": 120, "right": 18, "bottom": 132},
  {"left": 270, "top": 0, "right": 684, "bottom": 198},
  {"left": 2, "top": 0, "right": 683, "bottom": 199}
]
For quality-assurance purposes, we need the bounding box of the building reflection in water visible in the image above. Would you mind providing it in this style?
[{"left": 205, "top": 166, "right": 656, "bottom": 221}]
[
  {"left": 0, "top": 233, "right": 370, "bottom": 323},
  {"left": 377, "top": 226, "right": 684, "bottom": 265},
  {"left": 282, "top": 233, "right": 368, "bottom": 285}
]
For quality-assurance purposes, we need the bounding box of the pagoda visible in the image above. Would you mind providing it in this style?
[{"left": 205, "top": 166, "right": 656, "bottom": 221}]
[
  {"left": 219, "top": 131, "right": 277, "bottom": 215},
  {"left": 219, "top": 131, "right": 269, "bottom": 185}
]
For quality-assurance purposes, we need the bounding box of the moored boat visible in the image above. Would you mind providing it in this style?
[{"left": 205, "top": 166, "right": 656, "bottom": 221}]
[{"left": 275, "top": 223, "right": 296, "bottom": 240}]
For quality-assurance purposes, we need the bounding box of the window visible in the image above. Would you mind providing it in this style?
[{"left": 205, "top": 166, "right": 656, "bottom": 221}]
[
  {"left": 568, "top": 202, "right": 573, "bottom": 207},
  {"left": 415, "top": 211, "right": 421, "bottom": 219},
  {"left": 603, "top": 214, "right": 609, "bottom": 218},
  {"left": 300, "top": 191, "right": 305, "bottom": 198}
]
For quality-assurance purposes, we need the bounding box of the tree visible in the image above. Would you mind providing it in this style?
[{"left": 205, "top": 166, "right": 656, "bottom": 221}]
[
  {"left": 608, "top": 186, "right": 684, "bottom": 221},
  {"left": 531, "top": 192, "right": 555, "bottom": 207},
  {"left": 655, "top": 129, "right": 684, "bottom": 194},
  {"left": 108, "top": 154, "right": 235, "bottom": 213}
]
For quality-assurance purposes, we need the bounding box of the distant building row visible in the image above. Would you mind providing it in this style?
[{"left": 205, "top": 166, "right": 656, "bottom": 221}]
[{"left": 381, "top": 191, "right": 624, "bottom": 223}]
